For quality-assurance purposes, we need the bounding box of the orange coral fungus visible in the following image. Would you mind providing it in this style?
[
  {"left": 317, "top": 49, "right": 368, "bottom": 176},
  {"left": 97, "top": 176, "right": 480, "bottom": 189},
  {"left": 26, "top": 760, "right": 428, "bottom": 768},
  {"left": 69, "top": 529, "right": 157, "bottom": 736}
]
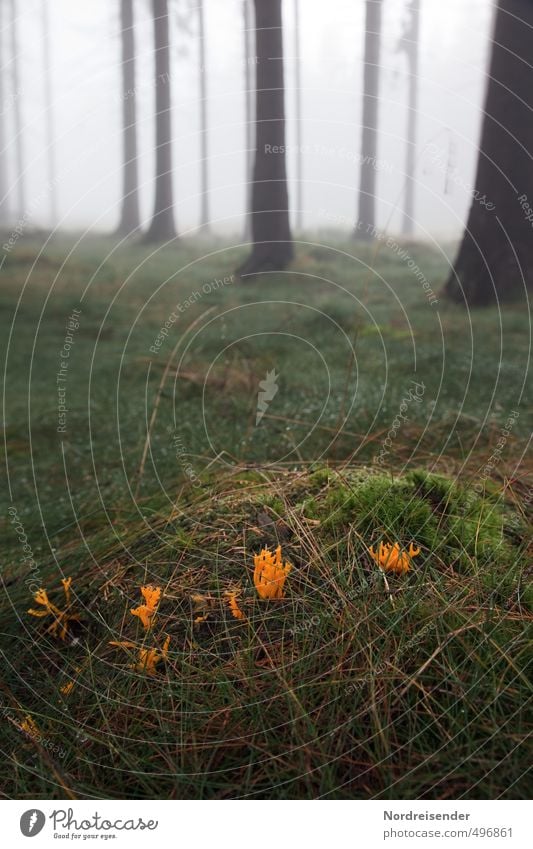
[
  {"left": 110, "top": 636, "right": 170, "bottom": 675},
  {"left": 225, "top": 591, "right": 245, "bottom": 620},
  {"left": 19, "top": 715, "right": 40, "bottom": 738},
  {"left": 193, "top": 614, "right": 209, "bottom": 625},
  {"left": 253, "top": 545, "right": 291, "bottom": 599},
  {"left": 368, "top": 542, "right": 420, "bottom": 575},
  {"left": 60, "top": 665, "right": 82, "bottom": 697},
  {"left": 28, "top": 579, "right": 80, "bottom": 641},
  {"left": 61, "top": 577, "right": 72, "bottom": 604},
  {"left": 136, "top": 636, "right": 171, "bottom": 675},
  {"left": 60, "top": 680, "right": 75, "bottom": 697},
  {"left": 130, "top": 585, "right": 161, "bottom": 630}
]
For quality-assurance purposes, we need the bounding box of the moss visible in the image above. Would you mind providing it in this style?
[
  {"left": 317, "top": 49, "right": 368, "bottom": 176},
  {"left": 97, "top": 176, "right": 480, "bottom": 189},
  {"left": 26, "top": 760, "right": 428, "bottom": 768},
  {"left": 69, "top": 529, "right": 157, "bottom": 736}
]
[
  {"left": 281, "top": 469, "right": 527, "bottom": 582},
  {"left": 408, "top": 469, "right": 456, "bottom": 507},
  {"left": 297, "top": 496, "right": 319, "bottom": 518},
  {"left": 318, "top": 473, "right": 438, "bottom": 547},
  {"left": 259, "top": 494, "right": 285, "bottom": 515},
  {"left": 308, "top": 466, "right": 333, "bottom": 488}
]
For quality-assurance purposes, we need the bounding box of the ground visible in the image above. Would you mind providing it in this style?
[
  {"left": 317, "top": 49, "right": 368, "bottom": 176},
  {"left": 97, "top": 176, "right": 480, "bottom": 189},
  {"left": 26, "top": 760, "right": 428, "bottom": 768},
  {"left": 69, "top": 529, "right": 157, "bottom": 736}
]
[{"left": 0, "top": 235, "right": 531, "bottom": 799}]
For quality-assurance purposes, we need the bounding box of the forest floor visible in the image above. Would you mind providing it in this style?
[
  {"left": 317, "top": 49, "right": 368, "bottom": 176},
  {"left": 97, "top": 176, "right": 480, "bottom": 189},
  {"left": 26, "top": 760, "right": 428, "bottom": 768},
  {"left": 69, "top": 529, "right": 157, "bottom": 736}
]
[{"left": 0, "top": 234, "right": 531, "bottom": 799}]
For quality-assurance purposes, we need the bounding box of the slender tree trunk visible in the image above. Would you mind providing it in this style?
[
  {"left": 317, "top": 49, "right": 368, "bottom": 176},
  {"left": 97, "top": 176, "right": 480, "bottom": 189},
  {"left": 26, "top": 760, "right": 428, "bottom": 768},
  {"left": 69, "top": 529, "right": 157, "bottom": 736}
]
[
  {"left": 355, "top": 0, "right": 382, "bottom": 239},
  {"left": 447, "top": 0, "right": 533, "bottom": 305},
  {"left": 10, "top": 0, "right": 25, "bottom": 220},
  {"left": 144, "top": 0, "right": 176, "bottom": 242},
  {"left": 243, "top": 0, "right": 254, "bottom": 240},
  {"left": 42, "top": 0, "right": 57, "bottom": 226},
  {"left": 198, "top": 0, "right": 209, "bottom": 231},
  {"left": 238, "top": 0, "right": 293, "bottom": 277},
  {"left": 293, "top": 0, "right": 302, "bottom": 231},
  {"left": 117, "top": 0, "right": 140, "bottom": 235},
  {"left": 401, "top": 0, "right": 420, "bottom": 237},
  {"left": 0, "top": 1, "right": 9, "bottom": 226}
]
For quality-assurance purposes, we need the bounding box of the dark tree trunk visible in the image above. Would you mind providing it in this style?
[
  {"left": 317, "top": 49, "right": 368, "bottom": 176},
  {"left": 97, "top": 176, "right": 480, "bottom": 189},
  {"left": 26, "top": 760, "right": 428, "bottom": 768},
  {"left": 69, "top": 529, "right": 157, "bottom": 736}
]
[
  {"left": 117, "top": 0, "right": 140, "bottom": 236},
  {"left": 293, "top": 0, "right": 302, "bottom": 231},
  {"left": 198, "top": 0, "right": 209, "bottom": 231},
  {"left": 238, "top": 0, "right": 293, "bottom": 277},
  {"left": 42, "top": 0, "right": 57, "bottom": 226},
  {"left": 243, "top": 0, "right": 254, "bottom": 240},
  {"left": 144, "top": 0, "right": 176, "bottom": 243},
  {"left": 447, "top": 0, "right": 533, "bottom": 305},
  {"left": 10, "top": 0, "right": 25, "bottom": 220},
  {"left": 401, "top": 0, "right": 420, "bottom": 237},
  {"left": 355, "top": 0, "right": 382, "bottom": 240},
  {"left": 0, "top": 0, "right": 9, "bottom": 225}
]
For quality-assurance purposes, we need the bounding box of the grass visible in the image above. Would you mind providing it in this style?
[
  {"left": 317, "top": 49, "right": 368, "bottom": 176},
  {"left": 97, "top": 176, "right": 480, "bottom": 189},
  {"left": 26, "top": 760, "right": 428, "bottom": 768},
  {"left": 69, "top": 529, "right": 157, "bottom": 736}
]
[{"left": 1, "top": 234, "right": 531, "bottom": 799}]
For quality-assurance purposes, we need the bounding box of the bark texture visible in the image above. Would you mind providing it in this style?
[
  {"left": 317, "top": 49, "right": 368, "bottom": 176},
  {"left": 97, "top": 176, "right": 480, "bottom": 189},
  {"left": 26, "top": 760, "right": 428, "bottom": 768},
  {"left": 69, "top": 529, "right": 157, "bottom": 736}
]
[
  {"left": 198, "top": 0, "right": 209, "bottom": 230},
  {"left": 117, "top": 0, "right": 140, "bottom": 235},
  {"left": 401, "top": 0, "right": 420, "bottom": 237},
  {"left": 355, "top": 0, "right": 382, "bottom": 239},
  {"left": 238, "top": 0, "right": 293, "bottom": 276},
  {"left": 447, "top": 0, "right": 533, "bottom": 305},
  {"left": 145, "top": 0, "right": 176, "bottom": 242}
]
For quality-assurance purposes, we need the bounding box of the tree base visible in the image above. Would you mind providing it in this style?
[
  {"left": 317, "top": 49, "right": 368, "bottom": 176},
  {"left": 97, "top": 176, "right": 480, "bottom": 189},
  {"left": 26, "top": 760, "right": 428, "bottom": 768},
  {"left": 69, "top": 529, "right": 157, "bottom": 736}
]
[
  {"left": 141, "top": 227, "right": 178, "bottom": 245},
  {"left": 115, "top": 222, "right": 142, "bottom": 239},
  {"left": 446, "top": 243, "right": 532, "bottom": 307},
  {"left": 353, "top": 229, "right": 375, "bottom": 242},
  {"left": 236, "top": 246, "right": 294, "bottom": 279}
]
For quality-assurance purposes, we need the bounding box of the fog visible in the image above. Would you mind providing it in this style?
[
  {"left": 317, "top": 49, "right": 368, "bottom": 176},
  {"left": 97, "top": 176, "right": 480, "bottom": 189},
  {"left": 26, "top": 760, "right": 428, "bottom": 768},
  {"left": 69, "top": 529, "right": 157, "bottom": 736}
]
[{"left": 3, "top": 0, "right": 493, "bottom": 239}]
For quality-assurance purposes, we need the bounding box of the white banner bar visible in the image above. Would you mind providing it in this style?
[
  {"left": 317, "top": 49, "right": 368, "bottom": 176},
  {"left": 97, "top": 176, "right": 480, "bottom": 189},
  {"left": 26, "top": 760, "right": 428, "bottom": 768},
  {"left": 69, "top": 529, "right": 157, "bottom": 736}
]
[{"left": 3, "top": 800, "right": 529, "bottom": 848}]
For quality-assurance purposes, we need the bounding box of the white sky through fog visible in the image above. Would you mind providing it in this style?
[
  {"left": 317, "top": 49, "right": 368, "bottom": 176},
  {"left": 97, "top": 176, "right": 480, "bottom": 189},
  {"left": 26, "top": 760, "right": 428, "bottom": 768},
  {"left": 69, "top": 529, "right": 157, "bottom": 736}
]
[{"left": 3, "top": 0, "right": 493, "bottom": 239}]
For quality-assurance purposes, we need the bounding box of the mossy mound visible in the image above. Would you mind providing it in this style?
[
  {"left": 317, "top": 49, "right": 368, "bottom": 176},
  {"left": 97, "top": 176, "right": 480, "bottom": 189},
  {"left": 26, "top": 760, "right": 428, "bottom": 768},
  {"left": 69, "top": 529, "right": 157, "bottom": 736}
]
[{"left": 2, "top": 467, "right": 531, "bottom": 799}]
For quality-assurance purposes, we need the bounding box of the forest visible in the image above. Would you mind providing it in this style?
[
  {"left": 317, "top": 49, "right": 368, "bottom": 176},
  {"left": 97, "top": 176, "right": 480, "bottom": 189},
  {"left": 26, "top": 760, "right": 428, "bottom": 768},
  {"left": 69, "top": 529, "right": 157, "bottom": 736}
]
[{"left": 0, "top": 0, "right": 531, "bottom": 803}]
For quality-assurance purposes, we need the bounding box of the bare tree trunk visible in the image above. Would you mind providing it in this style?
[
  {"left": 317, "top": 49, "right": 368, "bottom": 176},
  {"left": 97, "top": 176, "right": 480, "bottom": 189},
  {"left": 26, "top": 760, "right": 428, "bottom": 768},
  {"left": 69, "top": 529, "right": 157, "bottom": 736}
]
[
  {"left": 10, "top": 0, "right": 25, "bottom": 220},
  {"left": 293, "top": 0, "right": 302, "bottom": 231},
  {"left": 237, "top": 0, "right": 293, "bottom": 277},
  {"left": 198, "top": 0, "right": 209, "bottom": 231},
  {"left": 243, "top": 0, "right": 254, "bottom": 240},
  {"left": 42, "top": 0, "right": 57, "bottom": 226},
  {"left": 117, "top": 0, "right": 140, "bottom": 235},
  {"left": 401, "top": 0, "right": 420, "bottom": 237},
  {"left": 0, "top": 1, "right": 9, "bottom": 225},
  {"left": 355, "top": 0, "right": 382, "bottom": 239},
  {"left": 447, "top": 0, "right": 533, "bottom": 305},
  {"left": 144, "top": 0, "right": 176, "bottom": 243}
]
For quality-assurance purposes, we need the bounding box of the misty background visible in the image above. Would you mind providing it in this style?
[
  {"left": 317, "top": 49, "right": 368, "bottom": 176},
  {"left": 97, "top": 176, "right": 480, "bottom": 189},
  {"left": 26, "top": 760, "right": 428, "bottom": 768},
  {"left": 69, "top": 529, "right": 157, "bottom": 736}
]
[{"left": 2, "top": 0, "right": 493, "bottom": 239}]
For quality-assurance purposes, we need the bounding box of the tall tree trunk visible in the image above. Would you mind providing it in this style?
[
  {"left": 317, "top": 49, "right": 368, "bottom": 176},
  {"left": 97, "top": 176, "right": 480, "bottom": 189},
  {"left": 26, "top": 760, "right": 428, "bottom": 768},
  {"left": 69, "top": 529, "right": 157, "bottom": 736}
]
[
  {"left": 355, "top": 0, "right": 382, "bottom": 239},
  {"left": 243, "top": 0, "right": 254, "bottom": 240},
  {"left": 401, "top": 0, "right": 420, "bottom": 237},
  {"left": 447, "top": 0, "right": 533, "bottom": 305},
  {"left": 198, "top": 0, "right": 209, "bottom": 231},
  {"left": 117, "top": 0, "right": 140, "bottom": 235},
  {"left": 238, "top": 0, "right": 293, "bottom": 277},
  {"left": 10, "top": 0, "right": 25, "bottom": 220},
  {"left": 144, "top": 0, "right": 176, "bottom": 243},
  {"left": 293, "top": 0, "right": 302, "bottom": 231},
  {"left": 0, "top": 1, "right": 9, "bottom": 226},
  {"left": 42, "top": 0, "right": 57, "bottom": 227}
]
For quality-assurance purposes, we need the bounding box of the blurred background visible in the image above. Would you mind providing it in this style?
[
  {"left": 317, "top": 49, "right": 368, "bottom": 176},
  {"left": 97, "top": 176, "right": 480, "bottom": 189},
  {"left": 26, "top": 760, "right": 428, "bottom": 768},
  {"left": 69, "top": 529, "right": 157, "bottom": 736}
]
[{"left": 1, "top": 0, "right": 493, "bottom": 239}]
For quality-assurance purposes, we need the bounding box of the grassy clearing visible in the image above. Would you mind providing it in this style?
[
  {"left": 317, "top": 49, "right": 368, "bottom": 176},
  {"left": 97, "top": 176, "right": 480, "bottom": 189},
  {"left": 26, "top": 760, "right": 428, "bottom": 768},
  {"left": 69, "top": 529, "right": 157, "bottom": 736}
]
[
  {"left": 1, "top": 235, "right": 530, "bottom": 536},
  {"left": 1, "top": 236, "right": 531, "bottom": 798}
]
